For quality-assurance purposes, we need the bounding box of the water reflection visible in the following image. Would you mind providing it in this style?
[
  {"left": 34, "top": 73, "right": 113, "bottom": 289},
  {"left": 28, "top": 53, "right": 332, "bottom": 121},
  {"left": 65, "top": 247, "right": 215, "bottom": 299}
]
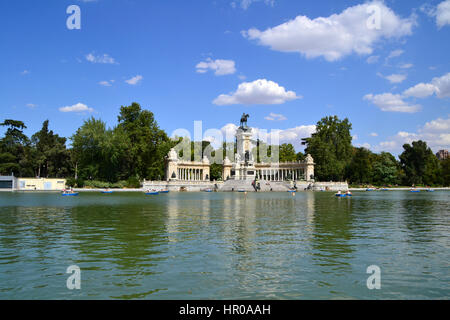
[{"left": 0, "top": 191, "right": 448, "bottom": 299}]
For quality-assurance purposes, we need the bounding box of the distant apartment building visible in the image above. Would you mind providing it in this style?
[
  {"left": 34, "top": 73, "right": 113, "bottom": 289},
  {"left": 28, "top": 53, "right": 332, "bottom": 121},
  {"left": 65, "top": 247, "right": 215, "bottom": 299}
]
[{"left": 436, "top": 149, "right": 449, "bottom": 160}]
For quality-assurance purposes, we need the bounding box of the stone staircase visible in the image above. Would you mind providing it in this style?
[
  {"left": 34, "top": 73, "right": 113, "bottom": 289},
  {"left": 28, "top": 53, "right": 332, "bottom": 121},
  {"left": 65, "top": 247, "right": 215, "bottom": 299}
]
[{"left": 218, "top": 179, "right": 292, "bottom": 192}]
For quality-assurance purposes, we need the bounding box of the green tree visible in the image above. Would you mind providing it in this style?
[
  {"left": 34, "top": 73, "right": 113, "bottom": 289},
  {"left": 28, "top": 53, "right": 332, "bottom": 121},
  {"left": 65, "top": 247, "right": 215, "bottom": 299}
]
[
  {"left": 279, "top": 143, "right": 297, "bottom": 162},
  {"left": 399, "top": 140, "right": 440, "bottom": 186},
  {"left": 441, "top": 158, "right": 450, "bottom": 187},
  {"left": 0, "top": 120, "right": 31, "bottom": 176},
  {"left": 71, "top": 117, "right": 110, "bottom": 181},
  {"left": 117, "top": 102, "right": 173, "bottom": 181},
  {"left": 31, "top": 120, "right": 71, "bottom": 178},
  {"left": 346, "top": 147, "right": 374, "bottom": 184},
  {"left": 372, "top": 152, "right": 400, "bottom": 186},
  {"left": 302, "top": 116, "right": 353, "bottom": 181}
]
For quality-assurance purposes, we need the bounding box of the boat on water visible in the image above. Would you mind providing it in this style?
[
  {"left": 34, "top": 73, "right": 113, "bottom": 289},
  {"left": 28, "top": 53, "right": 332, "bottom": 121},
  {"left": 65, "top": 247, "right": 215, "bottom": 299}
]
[
  {"left": 159, "top": 190, "right": 169, "bottom": 194},
  {"left": 238, "top": 189, "right": 246, "bottom": 193},
  {"left": 426, "top": 189, "right": 435, "bottom": 192},
  {"left": 62, "top": 192, "right": 79, "bottom": 196},
  {"left": 381, "top": 188, "right": 389, "bottom": 191},
  {"left": 102, "top": 189, "right": 113, "bottom": 194},
  {"left": 410, "top": 189, "right": 420, "bottom": 193},
  {"left": 203, "top": 189, "right": 213, "bottom": 193},
  {"left": 144, "top": 189, "right": 159, "bottom": 195},
  {"left": 366, "top": 188, "right": 376, "bottom": 191}
]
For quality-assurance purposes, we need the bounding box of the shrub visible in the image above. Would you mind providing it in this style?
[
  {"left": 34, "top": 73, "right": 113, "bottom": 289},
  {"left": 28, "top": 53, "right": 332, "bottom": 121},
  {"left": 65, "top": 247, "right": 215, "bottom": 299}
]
[{"left": 126, "top": 176, "right": 141, "bottom": 188}]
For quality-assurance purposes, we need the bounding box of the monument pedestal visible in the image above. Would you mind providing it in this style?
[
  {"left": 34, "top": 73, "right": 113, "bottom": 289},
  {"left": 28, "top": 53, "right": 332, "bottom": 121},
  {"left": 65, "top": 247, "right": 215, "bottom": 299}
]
[{"left": 231, "top": 127, "right": 256, "bottom": 181}]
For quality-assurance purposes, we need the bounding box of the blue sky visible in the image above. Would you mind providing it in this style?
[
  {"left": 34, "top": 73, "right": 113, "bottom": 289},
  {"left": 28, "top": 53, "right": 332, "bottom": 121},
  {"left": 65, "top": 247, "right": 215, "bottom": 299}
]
[{"left": 1, "top": 0, "right": 449, "bottom": 155}]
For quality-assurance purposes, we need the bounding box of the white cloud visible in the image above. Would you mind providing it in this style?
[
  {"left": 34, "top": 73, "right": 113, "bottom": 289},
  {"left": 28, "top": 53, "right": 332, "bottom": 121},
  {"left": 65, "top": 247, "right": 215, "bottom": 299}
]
[
  {"left": 26, "top": 103, "right": 36, "bottom": 108},
  {"left": 213, "top": 79, "right": 300, "bottom": 105},
  {"left": 85, "top": 53, "right": 117, "bottom": 64},
  {"left": 432, "top": 72, "right": 450, "bottom": 98},
  {"left": 99, "top": 80, "right": 114, "bottom": 87},
  {"left": 403, "top": 83, "right": 437, "bottom": 98},
  {"left": 403, "top": 72, "right": 450, "bottom": 98},
  {"left": 196, "top": 58, "right": 236, "bottom": 76},
  {"left": 21, "top": 70, "right": 30, "bottom": 75},
  {"left": 356, "top": 143, "right": 372, "bottom": 149},
  {"left": 257, "top": 125, "right": 316, "bottom": 150},
  {"left": 59, "top": 103, "right": 94, "bottom": 113},
  {"left": 212, "top": 122, "right": 315, "bottom": 150},
  {"left": 370, "top": 132, "right": 379, "bottom": 137},
  {"left": 437, "top": 0, "right": 450, "bottom": 27},
  {"left": 399, "top": 63, "right": 413, "bottom": 69},
  {"left": 367, "top": 55, "right": 380, "bottom": 64},
  {"left": 234, "top": 0, "right": 275, "bottom": 10},
  {"left": 125, "top": 75, "right": 143, "bottom": 85},
  {"left": 378, "top": 73, "right": 407, "bottom": 84},
  {"left": 374, "top": 116, "right": 450, "bottom": 153},
  {"left": 364, "top": 93, "right": 421, "bottom": 113},
  {"left": 386, "top": 49, "right": 404, "bottom": 60},
  {"left": 243, "top": 1, "right": 415, "bottom": 62},
  {"left": 265, "top": 113, "right": 287, "bottom": 121},
  {"left": 422, "top": 116, "right": 450, "bottom": 133},
  {"left": 366, "top": 72, "right": 450, "bottom": 113},
  {"left": 421, "top": 1, "right": 450, "bottom": 28}
]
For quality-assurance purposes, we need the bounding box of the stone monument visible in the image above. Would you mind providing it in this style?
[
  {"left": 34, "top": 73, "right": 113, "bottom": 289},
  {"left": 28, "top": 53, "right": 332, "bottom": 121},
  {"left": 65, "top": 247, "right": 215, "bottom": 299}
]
[{"left": 232, "top": 114, "right": 257, "bottom": 181}]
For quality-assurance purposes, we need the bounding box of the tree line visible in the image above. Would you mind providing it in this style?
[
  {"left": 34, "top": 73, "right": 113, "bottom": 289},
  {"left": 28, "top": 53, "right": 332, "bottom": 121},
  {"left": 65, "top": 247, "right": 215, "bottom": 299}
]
[{"left": 0, "top": 104, "right": 449, "bottom": 187}]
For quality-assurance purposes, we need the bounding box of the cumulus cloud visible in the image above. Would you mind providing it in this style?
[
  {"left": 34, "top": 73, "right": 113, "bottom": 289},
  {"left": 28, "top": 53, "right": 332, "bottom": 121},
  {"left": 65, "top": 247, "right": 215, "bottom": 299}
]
[
  {"left": 374, "top": 116, "right": 450, "bottom": 153},
  {"left": 265, "top": 113, "right": 287, "bottom": 121},
  {"left": 370, "top": 132, "right": 379, "bottom": 137},
  {"left": 85, "top": 53, "right": 117, "bottom": 64},
  {"left": 365, "top": 72, "right": 450, "bottom": 112},
  {"left": 364, "top": 93, "right": 421, "bottom": 113},
  {"left": 437, "top": 0, "right": 450, "bottom": 27},
  {"left": 125, "top": 75, "right": 143, "bottom": 85},
  {"left": 196, "top": 58, "right": 236, "bottom": 76},
  {"left": 242, "top": 1, "right": 415, "bottom": 62},
  {"left": 403, "top": 72, "right": 450, "bottom": 98},
  {"left": 213, "top": 79, "right": 300, "bottom": 105},
  {"left": 26, "top": 103, "right": 36, "bottom": 108},
  {"left": 59, "top": 103, "right": 94, "bottom": 113}
]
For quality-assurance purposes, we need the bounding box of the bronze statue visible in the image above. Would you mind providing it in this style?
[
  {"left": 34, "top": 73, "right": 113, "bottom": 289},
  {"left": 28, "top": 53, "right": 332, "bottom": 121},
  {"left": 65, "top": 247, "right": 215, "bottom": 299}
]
[{"left": 240, "top": 113, "right": 250, "bottom": 128}]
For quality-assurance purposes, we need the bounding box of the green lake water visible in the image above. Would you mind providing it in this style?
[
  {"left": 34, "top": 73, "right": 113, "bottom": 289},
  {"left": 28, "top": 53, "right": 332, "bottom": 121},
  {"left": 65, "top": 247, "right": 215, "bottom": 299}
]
[{"left": 0, "top": 191, "right": 449, "bottom": 300}]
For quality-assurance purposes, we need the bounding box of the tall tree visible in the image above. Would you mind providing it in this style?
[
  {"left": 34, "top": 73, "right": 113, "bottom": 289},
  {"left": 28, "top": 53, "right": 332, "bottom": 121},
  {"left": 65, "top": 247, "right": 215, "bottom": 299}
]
[
  {"left": 372, "top": 152, "right": 400, "bottom": 186},
  {"left": 302, "top": 116, "right": 353, "bottom": 181},
  {"left": 346, "top": 147, "right": 374, "bottom": 184},
  {"left": 399, "top": 140, "right": 441, "bottom": 186},
  {"left": 31, "top": 120, "right": 70, "bottom": 178},
  {"left": 0, "top": 120, "right": 31, "bottom": 176},
  {"left": 117, "top": 102, "right": 173, "bottom": 180},
  {"left": 279, "top": 143, "right": 297, "bottom": 162},
  {"left": 441, "top": 158, "right": 450, "bottom": 187},
  {"left": 71, "top": 117, "right": 110, "bottom": 181}
]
